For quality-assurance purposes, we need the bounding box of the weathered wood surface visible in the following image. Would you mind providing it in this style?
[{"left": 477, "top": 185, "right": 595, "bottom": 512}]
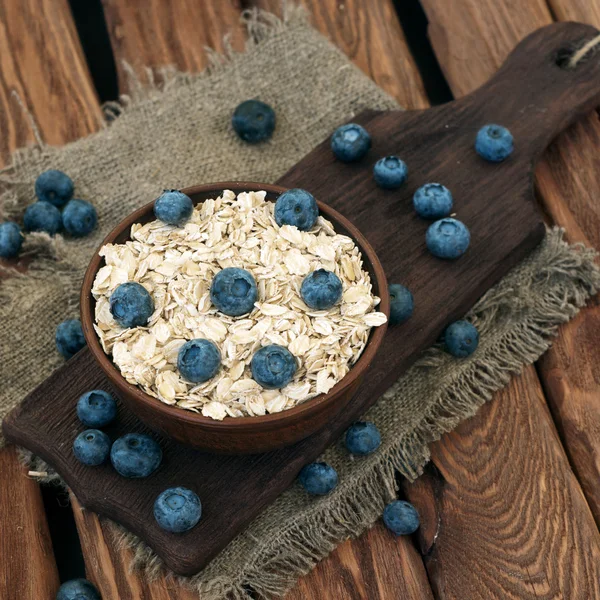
[
  {"left": 0, "top": 445, "right": 60, "bottom": 599},
  {"left": 0, "top": 0, "right": 102, "bottom": 597},
  {"left": 422, "top": 0, "right": 600, "bottom": 526},
  {"left": 405, "top": 366, "right": 600, "bottom": 599},
  {"left": 70, "top": 494, "right": 198, "bottom": 600},
  {"left": 251, "top": 0, "right": 428, "bottom": 109},
  {"left": 101, "top": 0, "right": 246, "bottom": 90}
]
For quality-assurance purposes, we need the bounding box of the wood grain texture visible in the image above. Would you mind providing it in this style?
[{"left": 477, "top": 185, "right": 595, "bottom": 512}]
[
  {"left": 0, "top": 445, "right": 60, "bottom": 599},
  {"left": 422, "top": 0, "right": 600, "bottom": 526},
  {"left": 70, "top": 494, "right": 197, "bottom": 600},
  {"left": 547, "top": 0, "right": 600, "bottom": 24},
  {"left": 250, "top": 0, "right": 428, "bottom": 109},
  {"left": 101, "top": 0, "right": 246, "bottom": 91},
  {"left": 0, "top": 0, "right": 102, "bottom": 159},
  {"left": 0, "top": 1, "right": 102, "bottom": 597},
  {"left": 285, "top": 523, "right": 434, "bottom": 600},
  {"left": 404, "top": 366, "right": 600, "bottom": 599}
]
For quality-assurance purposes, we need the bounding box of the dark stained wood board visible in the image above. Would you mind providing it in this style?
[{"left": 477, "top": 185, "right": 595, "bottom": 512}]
[{"left": 5, "top": 22, "right": 600, "bottom": 576}]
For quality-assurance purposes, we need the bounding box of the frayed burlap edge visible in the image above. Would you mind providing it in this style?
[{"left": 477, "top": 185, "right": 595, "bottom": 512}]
[{"left": 21, "top": 227, "right": 600, "bottom": 599}]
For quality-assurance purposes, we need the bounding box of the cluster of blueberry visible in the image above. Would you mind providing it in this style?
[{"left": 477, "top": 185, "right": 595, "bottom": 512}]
[
  {"left": 72, "top": 389, "right": 202, "bottom": 535},
  {"left": 108, "top": 187, "right": 344, "bottom": 389},
  {"left": 0, "top": 169, "right": 98, "bottom": 260},
  {"left": 298, "top": 420, "right": 420, "bottom": 535}
]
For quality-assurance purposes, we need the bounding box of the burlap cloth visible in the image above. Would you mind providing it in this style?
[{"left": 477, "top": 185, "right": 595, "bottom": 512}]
[{"left": 3, "top": 6, "right": 600, "bottom": 599}]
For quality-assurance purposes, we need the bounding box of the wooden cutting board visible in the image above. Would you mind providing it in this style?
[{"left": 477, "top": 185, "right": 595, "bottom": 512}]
[{"left": 5, "top": 22, "right": 600, "bottom": 576}]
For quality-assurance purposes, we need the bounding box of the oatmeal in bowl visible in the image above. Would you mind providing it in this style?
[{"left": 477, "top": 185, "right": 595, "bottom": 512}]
[{"left": 81, "top": 182, "right": 389, "bottom": 453}]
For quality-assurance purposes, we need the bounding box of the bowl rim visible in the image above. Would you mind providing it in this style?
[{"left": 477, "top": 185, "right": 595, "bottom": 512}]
[{"left": 81, "top": 181, "right": 389, "bottom": 432}]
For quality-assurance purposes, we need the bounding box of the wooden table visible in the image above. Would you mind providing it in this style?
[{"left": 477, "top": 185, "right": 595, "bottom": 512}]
[{"left": 1, "top": 1, "right": 599, "bottom": 598}]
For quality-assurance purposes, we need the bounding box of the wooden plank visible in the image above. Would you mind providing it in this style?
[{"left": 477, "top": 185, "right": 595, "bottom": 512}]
[
  {"left": 534, "top": 0, "right": 600, "bottom": 525},
  {"left": 0, "top": 445, "right": 60, "bottom": 598},
  {"left": 252, "top": 0, "right": 428, "bottom": 109},
  {"left": 422, "top": 0, "right": 600, "bottom": 526},
  {"left": 0, "top": 0, "right": 102, "bottom": 597},
  {"left": 405, "top": 366, "right": 600, "bottom": 598},
  {"left": 70, "top": 494, "right": 197, "bottom": 600},
  {"left": 101, "top": 0, "right": 247, "bottom": 90},
  {"left": 286, "top": 523, "right": 434, "bottom": 600}
]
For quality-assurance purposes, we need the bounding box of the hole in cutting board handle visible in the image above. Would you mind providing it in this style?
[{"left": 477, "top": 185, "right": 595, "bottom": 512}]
[{"left": 554, "top": 34, "right": 600, "bottom": 69}]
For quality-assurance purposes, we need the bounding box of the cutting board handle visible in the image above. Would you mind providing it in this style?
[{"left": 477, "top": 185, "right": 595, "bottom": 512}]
[{"left": 451, "top": 22, "right": 600, "bottom": 162}]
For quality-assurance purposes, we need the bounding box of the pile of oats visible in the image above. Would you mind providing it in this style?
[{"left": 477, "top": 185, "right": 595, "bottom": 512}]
[{"left": 92, "top": 190, "right": 387, "bottom": 420}]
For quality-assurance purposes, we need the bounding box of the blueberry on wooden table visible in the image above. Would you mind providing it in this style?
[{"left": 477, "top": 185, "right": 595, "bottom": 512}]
[
  {"left": 373, "top": 156, "right": 408, "bottom": 189},
  {"left": 345, "top": 421, "right": 382, "bottom": 455},
  {"left": 274, "top": 188, "right": 319, "bottom": 231},
  {"left": 383, "top": 500, "right": 420, "bottom": 535},
  {"left": 413, "top": 183, "right": 453, "bottom": 219},
  {"left": 444, "top": 320, "right": 479, "bottom": 357},
  {"left": 251, "top": 344, "right": 297, "bottom": 389},
  {"left": 77, "top": 390, "right": 117, "bottom": 428},
  {"left": 232, "top": 99, "right": 276, "bottom": 143},
  {"left": 23, "top": 201, "right": 62, "bottom": 235},
  {"left": 35, "top": 169, "right": 74, "bottom": 208},
  {"left": 109, "top": 282, "right": 155, "bottom": 328},
  {"left": 300, "top": 269, "right": 343, "bottom": 310},
  {"left": 153, "top": 189, "right": 194, "bottom": 226},
  {"left": 388, "top": 283, "right": 414, "bottom": 325},
  {"left": 177, "top": 338, "right": 221, "bottom": 383},
  {"left": 154, "top": 486, "right": 202, "bottom": 533},
  {"left": 73, "top": 429, "right": 111, "bottom": 466},
  {"left": 0, "top": 221, "right": 23, "bottom": 258},
  {"left": 55, "top": 318, "right": 86, "bottom": 359},
  {"left": 210, "top": 267, "right": 257, "bottom": 316},
  {"left": 426, "top": 218, "right": 470, "bottom": 259},
  {"left": 475, "top": 124, "right": 513, "bottom": 162},
  {"left": 62, "top": 199, "right": 97, "bottom": 237},
  {"left": 298, "top": 462, "right": 338, "bottom": 495},
  {"left": 330, "top": 123, "right": 371, "bottom": 162},
  {"left": 110, "top": 433, "right": 162, "bottom": 478},
  {"left": 56, "top": 578, "right": 100, "bottom": 600}
]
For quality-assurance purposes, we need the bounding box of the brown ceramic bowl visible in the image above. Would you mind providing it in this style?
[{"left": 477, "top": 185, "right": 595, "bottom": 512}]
[{"left": 81, "top": 182, "right": 389, "bottom": 454}]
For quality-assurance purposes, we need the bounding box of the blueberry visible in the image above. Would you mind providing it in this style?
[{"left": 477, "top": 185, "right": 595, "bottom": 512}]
[
  {"left": 110, "top": 433, "right": 162, "bottom": 478},
  {"left": 35, "top": 169, "right": 74, "bottom": 208},
  {"left": 475, "top": 124, "right": 513, "bottom": 162},
  {"left": 444, "top": 320, "right": 479, "bottom": 357},
  {"left": 73, "top": 429, "right": 111, "bottom": 466},
  {"left": 178, "top": 339, "right": 221, "bottom": 383},
  {"left": 56, "top": 318, "right": 86, "bottom": 358},
  {"left": 373, "top": 156, "right": 408, "bottom": 189},
  {"left": 154, "top": 190, "right": 194, "bottom": 226},
  {"left": 62, "top": 199, "right": 97, "bottom": 237},
  {"left": 413, "top": 183, "right": 453, "bottom": 219},
  {"left": 232, "top": 99, "right": 276, "bottom": 144},
  {"left": 251, "top": 344, "right": 297, "bottom": 389},
  {"left": 210, "top": 267, "right": 257, "bottom": 316},
  {"left": 345, "top": 421, "right": 382, "bottom": 455},
  {"left": 300, "top": 269, "right": 342, "bottom": 310},
  {"left": 56, "top": 578, "right": 100, "bottom": 600},
  {"left": 23, "top": 201, "right": 62, "bottom": 235},
  {"left": 383, "top": 500, "right": 420, "bottom": 535},
  {"left": 331, "top": 123, "right": 371, "bottom": 162},
  {"left": 109, "top": 282, "right": 155, "bottom": 328},
  {"left": 388, "top": 283, "right": 414, "bottom": 325},
  {"left": 154, "top": 486, "right": 202, "bottom": 533},
  {"left": 77, "top": 390, "right": 117, "bottom": 428},
  {"left": 0, "top": 222, "right": 23, "bottom": 258},
  {"left": 274, "top": 188, "right": 318, "bottom": 231},
  {"left": 298, "top": 462, "right": 338, "bottom": 495},
  {"left": 426, "top": 218, "right": 470, "bottom": 260}
]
